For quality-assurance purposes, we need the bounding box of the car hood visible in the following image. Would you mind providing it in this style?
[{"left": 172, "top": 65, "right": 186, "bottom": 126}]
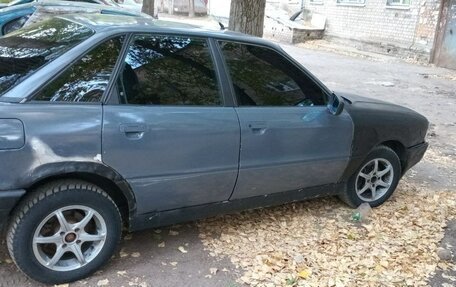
[
  {"left": 335, "top": 91, "right": 421, "bottom": 114},
  {"left": 335, "top": 92, "right": 392, "bottom": 105},
  {"left": 336, "top": 90, "right": 428, "bottom": 134}
]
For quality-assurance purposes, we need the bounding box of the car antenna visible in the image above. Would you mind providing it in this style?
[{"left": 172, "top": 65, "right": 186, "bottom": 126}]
[{"left": 219, "top": 22, "right": 226, "bottom": 30}]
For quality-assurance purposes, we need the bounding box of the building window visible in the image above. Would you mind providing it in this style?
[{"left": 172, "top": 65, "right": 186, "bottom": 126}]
[
  {"left": 386, "top": 0, "right": 411, "bottom": 5},
  {"left": 309, "top": 0, "right": 324, "bottom": 4},
  {"left": 337, "top": 0, "right": 366, "bottom": 5}
]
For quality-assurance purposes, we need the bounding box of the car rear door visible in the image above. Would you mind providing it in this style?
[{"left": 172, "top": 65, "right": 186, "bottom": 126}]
[
  {"left": 217, "top": 40, "right": 354, "bottom": 199},
  {"left": 102, "top": 34, "right": 240, "bottom": 214}
]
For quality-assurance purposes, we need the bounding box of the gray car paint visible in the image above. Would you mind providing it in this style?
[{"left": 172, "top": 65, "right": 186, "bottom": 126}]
[
  {"left": 0, "top": 102, "right": 102, "bottom": 190},
  {"left": 0, "top": 14, "right": 428, "bottom": 231},
  {"left": 102, "top": 105, "right": 240, "bottom": 213},
  {"left": 0, "top": 119, "right": 25, "bottom": 150},
  {"left": 231, "top": 106, "right": 353, "bottom": 199}
]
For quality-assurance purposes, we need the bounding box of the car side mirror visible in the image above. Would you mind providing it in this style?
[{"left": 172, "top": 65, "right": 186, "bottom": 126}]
[{"left": 327, "top": 93, "right": 344, "bottom": 116}]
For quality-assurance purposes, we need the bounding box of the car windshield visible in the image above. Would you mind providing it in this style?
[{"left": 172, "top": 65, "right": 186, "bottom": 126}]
[{"left": 0, "top": 18, "right": 94, "bottom": 97}]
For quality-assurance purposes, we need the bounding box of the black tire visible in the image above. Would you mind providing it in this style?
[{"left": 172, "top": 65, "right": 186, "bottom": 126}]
[
  {"left": 6, "top": 180, "right": 122, "bottom": 285},
  {"left": 340, "top": 145, "right": 401, "bottom": 208}
]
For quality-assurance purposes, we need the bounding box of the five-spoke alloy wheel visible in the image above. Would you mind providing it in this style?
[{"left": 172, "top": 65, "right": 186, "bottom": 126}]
[{"left": 7, "top": 180, "right": 121, "bottom": 285}]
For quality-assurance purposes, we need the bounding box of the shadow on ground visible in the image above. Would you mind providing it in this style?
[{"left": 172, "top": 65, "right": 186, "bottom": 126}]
[{"left": 0, "top": 224, "right": 240, "bottom": 287}]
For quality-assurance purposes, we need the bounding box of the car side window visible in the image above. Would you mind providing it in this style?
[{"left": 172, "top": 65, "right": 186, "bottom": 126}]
[
  {"left": 218, "top": 41, "right": 327, "bottom": 107},
  {"left": 116, "top": 34, "right": 221, "bottom": 106},
  {"left": 33, "top": 35, "right": 124, "bottom": 103}
]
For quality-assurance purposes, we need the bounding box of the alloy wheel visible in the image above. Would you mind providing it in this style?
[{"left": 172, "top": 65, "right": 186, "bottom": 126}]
[
  {"left": 32, "top": 205, "right": 107, "bottom": 272},
  {"left": 355, "top": 158, "right": 394, "bottom": 202}
]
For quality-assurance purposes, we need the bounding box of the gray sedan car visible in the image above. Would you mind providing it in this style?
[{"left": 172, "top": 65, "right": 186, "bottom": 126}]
[{"left": 0, "top": 14, "right": 428, "bottom": 284}]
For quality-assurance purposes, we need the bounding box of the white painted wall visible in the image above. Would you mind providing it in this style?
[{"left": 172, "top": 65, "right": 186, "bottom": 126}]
[{"left": 207, "top": 0, "right": 231, "bottom": 20}]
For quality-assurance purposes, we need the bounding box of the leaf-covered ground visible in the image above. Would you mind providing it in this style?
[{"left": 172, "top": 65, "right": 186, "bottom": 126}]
[{"left": 198, "top": 180, "right": 456, "bottom": 287}]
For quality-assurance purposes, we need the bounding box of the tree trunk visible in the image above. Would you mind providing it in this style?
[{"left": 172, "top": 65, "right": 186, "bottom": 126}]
[
  {"left": 168, "top": 0, "right": 174, "bottom": 15},
  {"left": 142, "top": 0, "right": 155, "bottom": 17},
  {"left": 159, "top": 0, "right": 165, "bottom": 12},
  {"left": 228, "top": 0, "right": 266, "bottom": 37},
  {"left": 188, "top": 0, "right": 195, "bottom": 17}
]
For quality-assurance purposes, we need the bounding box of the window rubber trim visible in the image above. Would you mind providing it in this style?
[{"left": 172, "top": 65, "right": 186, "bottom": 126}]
[
  {"left": 104, "top": 33, "right": 228, "bottom": 107},
  {"left": 213, "top": 38, "right": 333, "bottom": 107},
  {"left": 26, "top": 33, "right": 128, "bottom": 104}
]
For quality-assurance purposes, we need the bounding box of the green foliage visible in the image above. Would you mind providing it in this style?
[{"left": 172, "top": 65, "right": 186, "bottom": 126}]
[{"left": 285, "top": 276, "right": 299, "bottom": 286}]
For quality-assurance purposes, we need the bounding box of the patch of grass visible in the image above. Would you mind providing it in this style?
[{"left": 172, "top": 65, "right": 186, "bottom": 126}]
[
  {"left": 0, "top": 0, "right": 10, "bottom": 3},
  {"left": 285, "top": 277, "right": 299, "bottom": 286}
]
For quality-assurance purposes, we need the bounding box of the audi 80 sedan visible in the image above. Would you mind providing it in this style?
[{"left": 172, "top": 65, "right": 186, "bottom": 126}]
[{"left": 0, "top": 14, "right": 428, "bottom": 284}]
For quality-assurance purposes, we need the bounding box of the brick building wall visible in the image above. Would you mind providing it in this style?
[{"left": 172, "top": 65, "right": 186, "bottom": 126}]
[
  {"left": 302, "top": 0, "right": 442, "bottom": 61},
  {"left": 207, "top": 0, "right": 443, "bottom": 62}
]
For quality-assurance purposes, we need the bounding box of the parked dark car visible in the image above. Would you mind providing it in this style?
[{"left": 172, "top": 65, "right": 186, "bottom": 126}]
[
  {"left": 0, "top": 14, "right": 429, "bottom": 284},
  {"left": 0, "top": 0, "right": 118, "bottom": 8},
  {"left": 0, "top": 0, "right": 141, "bottom": 35}
]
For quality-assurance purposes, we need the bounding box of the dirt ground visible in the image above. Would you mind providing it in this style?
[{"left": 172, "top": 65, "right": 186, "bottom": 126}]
[{"left": 0, "top": 42, "right": 455, "bottom": 287}]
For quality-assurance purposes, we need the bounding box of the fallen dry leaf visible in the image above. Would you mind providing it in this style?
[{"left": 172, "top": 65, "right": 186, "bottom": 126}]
[
  {"left": 297, "top": 269, "right": 311, "bottom": 279},
  {"left": 119, "top": 249, "right": 129, "bottom": 258},
  {"left": 198, "top": 181, "right": 456, "bottom": 286},
  {"left": 131, "top": 252, "right": 140, "bottom": 258},
  {"left": 158, "top": 242, "right": 165, "bottom": 248},
  {"left": 178, "top": 246, "right": 188, "bottom": 253},
  {"left": 169, "top": 230, "right": 179, "bottom": 236},
  {"left": 209, "top": 267, "right": 218, "bottom": 275},
  {"left": 97, "top": 279, "right": 109, "bottom": 286}
]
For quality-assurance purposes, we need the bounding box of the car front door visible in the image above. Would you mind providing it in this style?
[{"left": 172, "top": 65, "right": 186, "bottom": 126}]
[
  {"left": 217, "top": 41, "right": 354, "bottom": 199},
  {"left": 102, "top": 34, "right": 240, "bottom": 214}
]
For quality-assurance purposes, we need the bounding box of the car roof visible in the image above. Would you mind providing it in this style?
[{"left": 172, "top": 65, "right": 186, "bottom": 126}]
[{"left": 60, "top": 13, "right": 281, "bottom": 49}]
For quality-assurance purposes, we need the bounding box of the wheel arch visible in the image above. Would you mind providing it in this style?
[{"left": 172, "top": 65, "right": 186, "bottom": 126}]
[
  {"left": 22, "top": 162, "right": 136, "bottom": 227},
  {"left": 379, "top": 140, "right": 407, "bottom": 173}
]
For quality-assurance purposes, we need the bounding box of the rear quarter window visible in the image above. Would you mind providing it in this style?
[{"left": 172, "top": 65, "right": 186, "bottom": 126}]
[{"left": 0, "top": 18, "right": 94, "bottom": 97}]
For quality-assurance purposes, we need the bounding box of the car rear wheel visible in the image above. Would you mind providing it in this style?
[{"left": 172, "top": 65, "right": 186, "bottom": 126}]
[
  {"left": 340, "top": 145, "right": 401, "bottom": 208},
  {"left": 6, "top": 180, "right": 121, "bottom": 285}
]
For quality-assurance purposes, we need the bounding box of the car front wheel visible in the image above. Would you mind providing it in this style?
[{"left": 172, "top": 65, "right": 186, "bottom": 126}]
[
  {"left": 6, "top": 180, "right": 121, "bottom": 285},
  {"left": 340, "top": 145, "right": 401, "bottom": 208}
]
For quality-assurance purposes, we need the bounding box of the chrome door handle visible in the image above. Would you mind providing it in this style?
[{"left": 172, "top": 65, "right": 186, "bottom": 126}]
[
  {"left": 248, "top": 121, "right": 267, "bottom": 135},
  {"left": 120, "top": 123, "right": 146, "bottom": 139}
]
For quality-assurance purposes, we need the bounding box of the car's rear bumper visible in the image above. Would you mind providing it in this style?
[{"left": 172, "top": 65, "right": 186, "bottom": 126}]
[
  {"left": 404, "top": 142, "right": 429, "bottom": 172},
  {"left": 0, "top": 189, "right": 25, "bottom": 230}
]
